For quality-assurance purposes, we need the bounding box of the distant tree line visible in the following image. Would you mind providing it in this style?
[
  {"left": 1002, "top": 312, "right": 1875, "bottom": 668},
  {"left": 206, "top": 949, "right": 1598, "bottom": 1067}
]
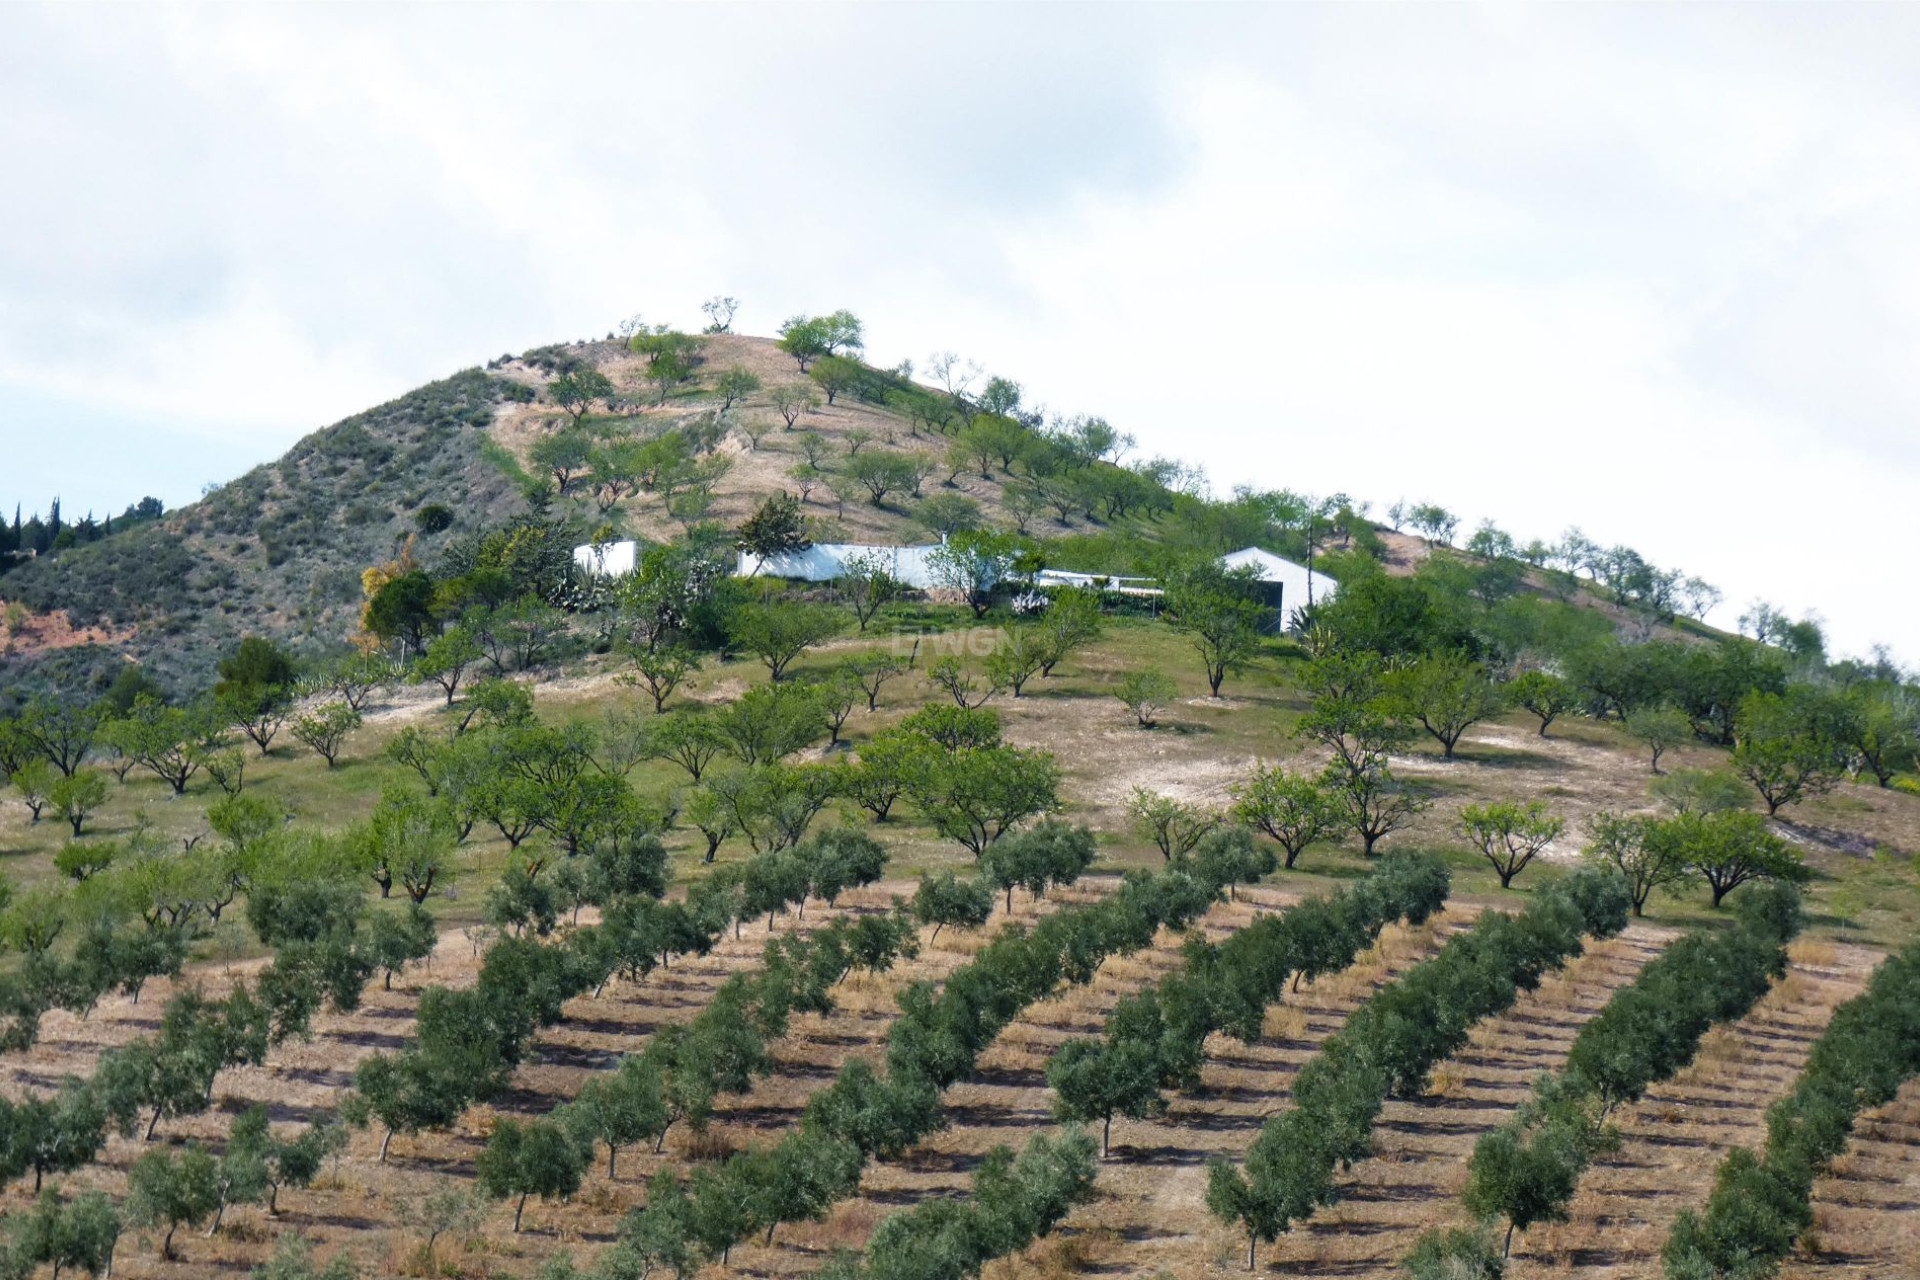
[{"left": 0, "top": 497, "right": 165, "bottom": 570}]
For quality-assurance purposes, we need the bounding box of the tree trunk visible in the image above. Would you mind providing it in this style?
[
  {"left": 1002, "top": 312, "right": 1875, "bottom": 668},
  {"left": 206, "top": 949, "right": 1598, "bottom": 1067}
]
[
  {"left": 380, "top": 1128, "right": 395, "bottom": 1162},
  {"left": 1102, "top": 1115, "right": 1112, "bottom": 1158},
  {"left": 1503, "top": 1222, "right": 1515, "bottom": 1259},
  {"left": 207, "top": 1199, "right": 227, "bottom": 1236},
  {"left": 146, "top": 1107, "right": 162, "bottom": 1141},
  {"left": 1247, "top": 1231, "right": 1257, "bottom": 1270},
  {"left": 514, "top": 1193, "right": 528, "bottom": 1232},
  {"left": 609, "top": 1145, "right": 619, "bottom": 1179}
]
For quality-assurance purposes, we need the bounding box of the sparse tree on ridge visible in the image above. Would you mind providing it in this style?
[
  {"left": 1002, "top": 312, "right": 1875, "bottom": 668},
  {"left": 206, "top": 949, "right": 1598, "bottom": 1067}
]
[
  {"left": 771, "top": 384, "right": 818, "bottom": 429},
  {"left": 701, "top": 295, "right": 740, "bottom": 333},
  {"left": 810, "top": 355, "right": 862, "bottom": 406},
  {"left": 549, "top": 369, "right": 615, "bottom": 422}
]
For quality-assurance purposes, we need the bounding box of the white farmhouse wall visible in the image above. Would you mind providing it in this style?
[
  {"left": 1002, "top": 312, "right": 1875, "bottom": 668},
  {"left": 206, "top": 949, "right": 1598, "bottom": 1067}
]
[
  {"left": 1221, "top": 546, "right": 1339, "bottom": 614},
  {"left": 572, "top": 540, "right": 638, "bottom": 577},
  {"left": 737, "top": 542, "right": 947, "bottom": 589}
]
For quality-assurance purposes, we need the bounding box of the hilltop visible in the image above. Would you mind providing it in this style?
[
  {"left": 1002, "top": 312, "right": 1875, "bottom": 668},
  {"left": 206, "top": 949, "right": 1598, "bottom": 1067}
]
[{"left": 0, "top": 327, "right": 1724, "bottom": 702}]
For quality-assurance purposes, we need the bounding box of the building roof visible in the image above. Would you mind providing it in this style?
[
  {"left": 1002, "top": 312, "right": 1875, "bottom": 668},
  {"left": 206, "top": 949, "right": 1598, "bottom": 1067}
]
[{"left": 1221, "top": 546, "right": 1339, "bottom": 600}]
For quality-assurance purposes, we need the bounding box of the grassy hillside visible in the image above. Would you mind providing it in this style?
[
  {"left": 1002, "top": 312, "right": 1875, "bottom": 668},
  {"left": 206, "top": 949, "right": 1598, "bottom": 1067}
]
[{"left": 1, "top": 327, "right": 1729, "bottom": 707}]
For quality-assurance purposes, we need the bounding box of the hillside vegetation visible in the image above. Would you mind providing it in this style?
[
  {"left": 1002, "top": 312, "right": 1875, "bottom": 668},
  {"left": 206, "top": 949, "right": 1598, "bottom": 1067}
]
[
  {"left": 1, "top": 370, "right": 528, "bottom": 695},
  {"left": 0, "top": 306, "right": 1914, "bottom": 1280}
]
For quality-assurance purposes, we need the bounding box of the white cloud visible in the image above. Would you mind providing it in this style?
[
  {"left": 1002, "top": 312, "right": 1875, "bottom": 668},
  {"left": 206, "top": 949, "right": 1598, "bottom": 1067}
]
[{"left": 2, "top": 2, "right": 1916, "bottom": 662}]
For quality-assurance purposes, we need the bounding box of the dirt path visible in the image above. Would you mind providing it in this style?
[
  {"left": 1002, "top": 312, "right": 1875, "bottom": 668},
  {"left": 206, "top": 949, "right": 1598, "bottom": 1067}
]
[
  {"left": 1248, "top": 925, "right": 1671, "bottom": 1278},
  {"left": 993, "top": 900, "right": 1483, "bottom": 1278},
  {"left": 1782, "top": 1074, "right": 1920, "bottom": 1280},
  {"left": 1527, "top": 943, "right": 1880, "bottom": 1277}
]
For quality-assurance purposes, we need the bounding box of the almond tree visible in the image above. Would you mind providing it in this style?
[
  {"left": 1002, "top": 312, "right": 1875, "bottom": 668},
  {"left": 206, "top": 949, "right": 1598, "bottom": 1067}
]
[
  {"left": 1388, "top": 650, "right": 1504, "bottom": 759},
  {"left": 727, "top": 604, "right": 844, "bottom": 683},
  {"left": 1582, "top": 812, "right": 1694, "bottom": 915},
  {"left": 291, "top": 702, "right": 361, "bottom": 768},
  {"left": 1231, "top": 764, "right": 1336, "bottom": 869},
  {"left": 1508, "top": 670, "right": 1577, "bottom": 737},
  {"left": 1460, "top": 800, "right": 1565, "bottom": 890},
  {"left": 837, "top": 553, "right": 904, "bottom": 630}
]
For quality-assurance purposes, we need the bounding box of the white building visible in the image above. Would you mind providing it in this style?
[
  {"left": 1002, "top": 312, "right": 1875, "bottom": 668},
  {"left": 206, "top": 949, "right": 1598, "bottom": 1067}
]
[
  {"left": 1221, "top": 546, "right": 1339, "bottom": 617},
  {"left": 1030, "top": 567, "right": 1162, "bottom": 597},
  {"left": 736, "top": 542, "right": 948, "bottom": 589},
  {"left": 573, "top": 539, "right": 638, "bottom": 577}
]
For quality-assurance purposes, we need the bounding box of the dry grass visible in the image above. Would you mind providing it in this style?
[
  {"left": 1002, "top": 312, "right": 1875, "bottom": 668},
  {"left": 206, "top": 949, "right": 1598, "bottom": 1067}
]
[
  {"left": 1777, "top": 1075, "right": 1920, "bottom": 1280},
  {"left": 1526, "top": 945, "right": 1880, "bottom": 1278},
  {"left": 488, "top": 334, "right": 1034, "bottom": 550},
  {"left": 0, "top": 876, "right": 1087, "bottom": 1278}
]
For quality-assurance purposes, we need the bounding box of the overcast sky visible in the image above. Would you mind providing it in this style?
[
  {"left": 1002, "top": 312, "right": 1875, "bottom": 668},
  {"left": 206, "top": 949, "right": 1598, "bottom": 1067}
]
[{"left": 4, "top": 4, "right": 1916, "bottom": 662}]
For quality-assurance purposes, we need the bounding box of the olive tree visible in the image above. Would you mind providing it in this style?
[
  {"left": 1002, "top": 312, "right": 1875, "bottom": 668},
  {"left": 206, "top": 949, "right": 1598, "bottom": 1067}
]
[
  {"left": 1048, "top": 994, "right": 1169, "bottom": 1156},
  {"left": 476, "top": 1117, "right": 589, "bottom": 1232},
  {"left": 127, "top": 1144, "right": 220, "bottom": 1258},
  {"left": 910, "top": 872, "right": 994, "bottom": 939}
]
